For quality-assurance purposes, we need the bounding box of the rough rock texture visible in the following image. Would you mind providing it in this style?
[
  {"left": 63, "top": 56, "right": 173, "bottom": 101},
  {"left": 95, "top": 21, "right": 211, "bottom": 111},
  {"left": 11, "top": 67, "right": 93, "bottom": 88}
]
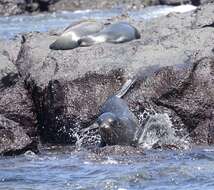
[
  {"left": 0, "top": 4, "right": 213, "bottom": 153},
  {"left": 13, "top": 4, "right": 214, "bottom": 146},
  {"left": 49, "top": 0, "right": 159, "bottom": 12},
  {"left": 159, "top": 0, "right": 191, "bottom": 5},
  {"left": 0, "top": 0, "right": 25, "bottom": 16},
  {"left": 91, "top": 145, "right": 145, "bottom": 157},
  {"left": 128, "top": 57, "right": 214, "bottom": 145},
  {"left": 0, "top": 115, "right": 37, "bottom": 156},
  {"left": 0, "top": 0, "right": 57, "bottom": 16},
  {"left": 0, "top": 36, "right": 37, "bottom": 155}
]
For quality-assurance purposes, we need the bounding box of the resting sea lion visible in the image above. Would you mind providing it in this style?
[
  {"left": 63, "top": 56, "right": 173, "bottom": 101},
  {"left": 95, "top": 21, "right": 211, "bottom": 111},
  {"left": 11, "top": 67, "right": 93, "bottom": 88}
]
[
  {"left": 49, "top": 20, "right": 104, "bottom": 50},
  {"left": 78, "top": 22, "right": 141, "bottom": 46},
  {"left": 97, "top": 78, "right": 140, "bottom": 146}
]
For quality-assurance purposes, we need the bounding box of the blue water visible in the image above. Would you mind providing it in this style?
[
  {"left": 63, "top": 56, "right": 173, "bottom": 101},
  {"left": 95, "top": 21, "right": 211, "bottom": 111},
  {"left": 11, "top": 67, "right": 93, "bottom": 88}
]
[
  {"left": 0, "top": 146, "right": 214, "bottom": 190},
  {"left": 1, "top": 4, "right": 212, "bottom": 190}
]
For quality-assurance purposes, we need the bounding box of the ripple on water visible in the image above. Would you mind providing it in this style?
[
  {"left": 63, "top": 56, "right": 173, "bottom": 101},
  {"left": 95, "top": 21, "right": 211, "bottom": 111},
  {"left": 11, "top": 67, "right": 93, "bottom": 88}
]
[{"left": 0, "top": 147, "right": 214, "bottom": 189}]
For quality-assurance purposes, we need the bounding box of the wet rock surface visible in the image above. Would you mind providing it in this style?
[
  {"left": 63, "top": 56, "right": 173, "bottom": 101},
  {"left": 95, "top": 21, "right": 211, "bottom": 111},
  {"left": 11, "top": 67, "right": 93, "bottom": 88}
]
[{"left": 0, "top": 4, "right": 214, "bottom": 154}]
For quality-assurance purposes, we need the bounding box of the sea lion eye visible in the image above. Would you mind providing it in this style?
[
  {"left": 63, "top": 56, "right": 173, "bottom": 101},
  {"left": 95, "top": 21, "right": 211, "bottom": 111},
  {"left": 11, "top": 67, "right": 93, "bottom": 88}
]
[
  {"left": 108, "top": 117, "right": 115, "bottom": 123},
  {"left": 96, "top": 118, "right": 102, "bottom": 125}
]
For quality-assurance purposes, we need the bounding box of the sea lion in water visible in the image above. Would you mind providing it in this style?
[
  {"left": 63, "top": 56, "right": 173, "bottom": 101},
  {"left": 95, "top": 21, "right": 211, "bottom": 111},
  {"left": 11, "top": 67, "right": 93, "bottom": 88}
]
[
  {"left": 49, "top": 20, "right": 104, "bottom": 50},
  {"left": 80, "top": 77, "right": 187, "bottom": 149},
  {"left": 97, "top": 78, "right": 140, "bottom": 146},
  {"left": 95, "top": 78, "right": 183, "bottom": 148},
  {"left": 78, "top": 22, "right": 141, "bottom": 46}
]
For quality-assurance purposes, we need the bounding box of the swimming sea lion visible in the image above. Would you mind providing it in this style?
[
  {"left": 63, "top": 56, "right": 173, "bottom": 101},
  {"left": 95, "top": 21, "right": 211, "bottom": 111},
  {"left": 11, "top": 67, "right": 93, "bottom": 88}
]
[
  {"left": 49, "top": 20, "right": 104, "bottom": 50},
  {"left": 97, "top": 78, "right": 140, "bottom": 146},
  {"left": 78, "top": 22, "right": 141, "bottom": 47}
]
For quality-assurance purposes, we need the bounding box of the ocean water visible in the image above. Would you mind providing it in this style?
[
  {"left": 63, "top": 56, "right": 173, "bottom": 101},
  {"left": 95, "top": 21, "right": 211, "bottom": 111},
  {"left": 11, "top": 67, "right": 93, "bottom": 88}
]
[
  {"left": 1, "top": 4, "right": 212, "bottom": 190},
  {"left": 1, "top": 146, "right": 214, "bottom": 190}
]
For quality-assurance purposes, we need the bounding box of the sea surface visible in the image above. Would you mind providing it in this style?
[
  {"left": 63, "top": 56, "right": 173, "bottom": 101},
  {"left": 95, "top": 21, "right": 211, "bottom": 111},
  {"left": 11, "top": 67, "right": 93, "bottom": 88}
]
[
  {"left": 1, "top": 146, "right": 214, "bottom": 190},
  {"left": 0, "top": 4, "right": 213, "bottom": 190}
]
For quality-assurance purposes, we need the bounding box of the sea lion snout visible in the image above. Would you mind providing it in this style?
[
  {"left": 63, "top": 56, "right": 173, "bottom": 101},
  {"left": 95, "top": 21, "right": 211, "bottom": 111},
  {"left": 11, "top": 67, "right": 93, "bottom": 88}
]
[{"left": 99, "top": 123, "right": 112, "bottom": 135}]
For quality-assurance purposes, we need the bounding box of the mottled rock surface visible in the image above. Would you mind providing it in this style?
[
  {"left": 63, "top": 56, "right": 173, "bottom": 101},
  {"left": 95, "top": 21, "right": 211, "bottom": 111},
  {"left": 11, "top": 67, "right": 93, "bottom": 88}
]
[
  {"left": 0, "top": 115, "right": 36, "bottom": 156},
  {"left": 49, "top": 0, "right": 159, "bottom": 12},
  {"left": 13, "top": 4, "right": 214, "bottom": 146},
  {"left": 0, "top": 4, "right": 213, "bottom": 154},
  {"left": 0, "top": 36, "right": 37, "bottom": 155}
]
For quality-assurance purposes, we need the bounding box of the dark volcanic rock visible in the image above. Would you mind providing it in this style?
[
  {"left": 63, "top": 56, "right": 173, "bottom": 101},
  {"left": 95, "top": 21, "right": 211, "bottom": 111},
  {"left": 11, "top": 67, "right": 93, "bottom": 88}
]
[
  {"left": 0, "top": 37, "right": 38, "bottom": 155},
  {"left": 191, "top": 0, "right": 214, "bottom": 5},
  {"left": 0, "top": 37, "right": 21, "bottom": 79},
  {"left": 49, "top": 0, "right": 159, "bottom": 12},
  {"left": 128, "top": 57, "right": 214, "bottom": 145},
  {"left": 0, "top": 80, "right": 37, "bottom": 138},
  {"left": 91, "top": 145, "right": 145, "bottom": 157},
  {"left": 0, "top": 0, "right": 25, "bottom": 16},
  {"left": 159, "top": 0, "right": 191, "bottom": 5},
  {"left": 0, "top": 115, "right": 36, "bottom": 156},
  {"left": 14, "top": 4, "right": 214, "bottom": 146},
  {"left": 0, "top": 0, "right": 157, "bottom": 16},
  {"left": 0, "top": 0, "right": 57, "bottom": 16}
]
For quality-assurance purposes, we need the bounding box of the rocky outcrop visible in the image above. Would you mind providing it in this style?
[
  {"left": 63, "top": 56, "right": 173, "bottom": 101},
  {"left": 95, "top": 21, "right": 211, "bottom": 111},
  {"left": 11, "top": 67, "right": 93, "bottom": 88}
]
[
  {"left": 0, "top": 0, "right": 57, "bottom": 16},
  {"left": 0, "top": 36, "right": 37, "bottom": 155},
  {"left": 12, "top": 4, "right": 214, "bottom": 147},
  {"left": 0, "top": 4, "right": 213, "bottom": 154},
  {"left": 0, "top": 115, "right": 37, "bottom": 156},
  {"left": 49, "top": 0, "right": 159, "bottom": 12},
  {"left": 0, "top": 0, "right": 25, "bottom": 16}
]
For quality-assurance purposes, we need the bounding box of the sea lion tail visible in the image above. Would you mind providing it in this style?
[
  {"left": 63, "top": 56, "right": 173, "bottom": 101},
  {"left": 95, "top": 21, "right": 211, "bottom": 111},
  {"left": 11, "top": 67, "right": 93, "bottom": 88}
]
[{"left": 116, "top": 77, "right": 137, "bottom": 98}]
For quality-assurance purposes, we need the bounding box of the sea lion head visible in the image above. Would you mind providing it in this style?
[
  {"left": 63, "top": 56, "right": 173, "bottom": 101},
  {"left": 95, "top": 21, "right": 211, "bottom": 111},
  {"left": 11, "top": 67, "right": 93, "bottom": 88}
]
[
  {"left": 50, "top": 36, "right": 79, "bottom": 50},
  {"left": 97, "top": 112, "right": 136, "bottom": 146}
]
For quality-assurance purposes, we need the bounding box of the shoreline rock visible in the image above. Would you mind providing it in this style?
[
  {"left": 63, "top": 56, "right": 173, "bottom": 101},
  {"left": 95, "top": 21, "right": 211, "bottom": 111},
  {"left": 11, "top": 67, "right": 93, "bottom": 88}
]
[
  {"left": 0, "top": 36, "right": 38, "bottom": 155},
  {"left": 0, "top": 3, "right": 214, "bottom": 155}
]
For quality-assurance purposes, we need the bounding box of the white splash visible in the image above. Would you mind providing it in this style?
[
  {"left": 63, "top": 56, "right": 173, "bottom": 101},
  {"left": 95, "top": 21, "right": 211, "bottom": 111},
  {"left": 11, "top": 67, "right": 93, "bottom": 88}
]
[
  {"left": 102, "top": 157, "right": 118, "bottom": 165},
  {"left": 74, "top": 123, "right": 101, "bottom": 149},
  {"left": 138, "top": 113, "right": 189, "bottom": 149}
]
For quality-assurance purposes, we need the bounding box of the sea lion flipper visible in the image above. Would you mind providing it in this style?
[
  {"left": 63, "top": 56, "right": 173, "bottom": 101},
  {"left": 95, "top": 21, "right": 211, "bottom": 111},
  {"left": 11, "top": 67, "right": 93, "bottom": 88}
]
[
  {"left": 116, "top": 77, "right": 137, "bottom": 98},
  {"left": 63, "top": 19, "right": 100, "bottom": 32}
]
